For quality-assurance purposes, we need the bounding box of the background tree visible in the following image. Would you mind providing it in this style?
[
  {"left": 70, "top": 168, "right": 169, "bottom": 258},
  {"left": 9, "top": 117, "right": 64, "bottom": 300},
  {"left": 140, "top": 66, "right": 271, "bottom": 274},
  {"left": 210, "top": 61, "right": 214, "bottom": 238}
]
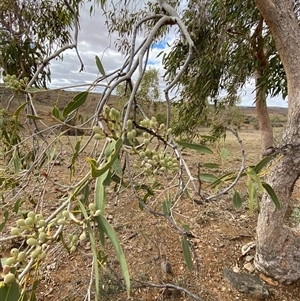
[
  {"left": 163, "top": 0, "right": 287, "bottom": 153},
  {"left": 0, "top": 0, "right": 82, "bottom": 88},
  {"left": 116, "top": 68, "right": 161, "bottom": 117}
]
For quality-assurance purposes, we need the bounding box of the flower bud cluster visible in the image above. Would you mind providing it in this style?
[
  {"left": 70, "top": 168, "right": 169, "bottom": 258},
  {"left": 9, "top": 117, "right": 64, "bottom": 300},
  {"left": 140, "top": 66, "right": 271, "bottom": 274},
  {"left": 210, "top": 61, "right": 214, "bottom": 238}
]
[
  {"left": 93, "top": 105, "right": 122, "bottom": 140},
  {"left": 8, "top": 211, "right": 49, "bottom": 268},
  {"left": 3, "top": 75, "right": 28, "bottom": 92}
]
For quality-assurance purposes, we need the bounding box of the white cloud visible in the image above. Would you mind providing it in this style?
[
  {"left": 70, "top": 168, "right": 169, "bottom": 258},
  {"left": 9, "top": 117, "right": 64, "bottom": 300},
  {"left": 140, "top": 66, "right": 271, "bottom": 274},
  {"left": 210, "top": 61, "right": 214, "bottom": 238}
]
[{"left": 48, "top": 4, "right": 287, "bottom": 108}]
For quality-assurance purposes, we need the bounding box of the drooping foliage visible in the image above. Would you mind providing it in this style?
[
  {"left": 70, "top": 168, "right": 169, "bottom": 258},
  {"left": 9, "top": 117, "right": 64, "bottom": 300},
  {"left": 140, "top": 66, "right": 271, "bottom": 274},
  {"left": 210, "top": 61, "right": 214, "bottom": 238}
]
[
  {"left": 163, "top": 0, "right": 287, "bottom": 136},
  {"left": 0, "top": 0, "right": 81, "bottom": 87}
]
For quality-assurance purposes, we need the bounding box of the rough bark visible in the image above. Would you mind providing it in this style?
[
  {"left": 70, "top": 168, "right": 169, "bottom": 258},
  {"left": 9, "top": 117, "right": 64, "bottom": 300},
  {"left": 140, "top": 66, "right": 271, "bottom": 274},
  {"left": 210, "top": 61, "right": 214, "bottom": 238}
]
[{"left": 253, "top": 0, "right": 300, "bottom": 283}]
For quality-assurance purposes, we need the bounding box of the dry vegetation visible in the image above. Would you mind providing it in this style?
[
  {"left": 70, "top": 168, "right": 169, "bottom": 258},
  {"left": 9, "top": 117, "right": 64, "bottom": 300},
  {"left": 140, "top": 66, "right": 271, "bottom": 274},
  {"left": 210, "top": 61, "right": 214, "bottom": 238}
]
[{"left": 2, "top": 86, "right": 300, "bottom": 301}]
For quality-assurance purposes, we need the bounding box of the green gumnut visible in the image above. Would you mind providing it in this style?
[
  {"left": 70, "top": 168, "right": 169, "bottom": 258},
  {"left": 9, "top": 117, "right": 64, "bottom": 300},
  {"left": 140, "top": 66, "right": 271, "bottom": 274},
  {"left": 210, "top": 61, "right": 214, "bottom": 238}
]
[
  {"left": 94, "top": 133, "right": 105, "bottom": 140},
  {"left": 70, "top": 246, "right": 76, "bottom": 253},
  {"left": 62, "top": 210, "right": 69, "bottom": 219},
  {"left": 38, "top": 232, "right": 47, "bottom": 243},
  {"left": 25, "top": 217, "right": 34, "bottom": 226},
  {"left": 93, "top": 125, "right": 102, "bottom": 134},
  {"left": 126, "top": 119, "right": 133, "bottom": 130},
  {"left": 131, "top": 129, "right": 136, "bottom": 138},
  {"left": 4, "top": 272, "right": 16, "bottom": 285},
  {"left": 16, "top": 219, "right": 26, "bottom": 227},
  {"left": 31, "top": 248, "right": 41, "bottom": 259},
  {"left": 79, "top": 232, "right": 86, "bottom": 241},
  {"left": 17, "top": 252, "right": 26, "bottom": 262},
  {"left": 88, "top": 203, "right": 96, "bottom": 212},
  {"left": 5, "top": 257, "right": 17, "bottom": 266},
  {"left": 10, "top": 248, "right": 19, "bottom": 258},
  {"left": 103, "top": 105, "right": 110, "bottom": 117},
  {"left": 10, "top": 227, "right": 20, "bottom": 236},
  {"left": 57, "top": 218, "right": 66, "bottom": 225},
  {"left": 26, "top": 238, "right": 38, "bottom": 246}
]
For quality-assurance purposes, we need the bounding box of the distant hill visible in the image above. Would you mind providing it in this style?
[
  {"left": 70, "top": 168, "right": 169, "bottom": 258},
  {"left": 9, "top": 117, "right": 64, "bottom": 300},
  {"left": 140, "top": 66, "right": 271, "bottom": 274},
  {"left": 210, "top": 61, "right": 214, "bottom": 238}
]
[{"left": 0, "top": 84, "right": 288, "bottom": 122}]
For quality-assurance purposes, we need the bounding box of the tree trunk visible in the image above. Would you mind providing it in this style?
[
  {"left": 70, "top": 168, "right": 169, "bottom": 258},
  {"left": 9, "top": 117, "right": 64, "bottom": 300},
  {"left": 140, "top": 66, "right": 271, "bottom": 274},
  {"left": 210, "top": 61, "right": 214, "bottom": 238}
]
[
  {"left": 254, "top": 70, "right": 274, "bottom": 154},
  {"left": 252, "top": 16, "right": 274, "bottom": 154},
  {"left": 253, "top": 0, "right": 300, "bottom": 283}
]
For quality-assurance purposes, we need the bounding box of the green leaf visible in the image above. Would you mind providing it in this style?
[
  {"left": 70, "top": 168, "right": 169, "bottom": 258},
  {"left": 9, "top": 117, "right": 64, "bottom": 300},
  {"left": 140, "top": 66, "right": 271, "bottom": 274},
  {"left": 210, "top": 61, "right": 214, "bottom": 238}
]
[
  {"left": 162, "top": 198, "right": 172, "bottom": 216},
  {"left": 95, "top": 170, "right": 109, "bottom": 216},
  {"left": 0, "top": 211, "right": 9, "bottom": 231},
  {"left": 262, "top": 182, "right": 281, "bottom": 209},
  {"left": 62, "top": 91, "right": 88, "bottom": 117},
  {"left": 25, "top": 87, "right": 43, "bottom": 93},
  {"left": 70, "top": 139, "right": 81, "bottom": 179},
  {"left": 0, "top": 280, "right": 21, "bottom": 301},
  {"left": 200, "top": 135, "right": 218, "bottom": 141},
  {"left": 220, "top": 147, "right": 230, "bottom": 161},
  {"left": 199, "top": 173, "right": 218, "bottom": 183},
  {"left": 26, "top": 115, "right": 43, "bottom": 120},
  {"left": 52, "top": 106, "right": 60, "bottom": 119},
  {"left": 232, "top": 191, "right": 242, "bottom": 208},
  {"left": 13, "top": 199, "right": 22, "bottom": 214},
  {"left": 181, "top": 237, "right": 193, "bottom": 271},
  {"left": 202, "top": 163, "right": 219, "bottom": 169},
  {"left": 95, "top": 55, "right": 106, "bottom": 77},
  {"left": 94, "top": 215, "right": 130, "bottom": 297},
  {"left": 112, "top": 159, "right": 123, "bottom": 178},
  {"left": 247, "top": 167, "right": 264, "bottom": 192},
  {"left": 13, "top": 153, "right": 21, "bottom": 173},
  {"left": 253, "top": 154, "right": 275, "bottom": 174},
  {"left": 13, "top": 102, "right": 27, "bottom": 121},
  {"left": 87, "top": 139, "right": 122, "bottom": 178},
  {"left": 176, "top": 140, "right": 213, "bottom": 154},
  {"left": 80, "top": 185, "right": 90, "bottom": 205}
]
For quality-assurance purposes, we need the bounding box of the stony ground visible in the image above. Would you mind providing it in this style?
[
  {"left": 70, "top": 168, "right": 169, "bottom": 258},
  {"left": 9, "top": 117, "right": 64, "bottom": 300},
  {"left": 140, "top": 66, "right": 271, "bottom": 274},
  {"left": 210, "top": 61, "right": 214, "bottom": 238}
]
[{"left": 1, "top": 88, "right": 299, "bottom": 301}]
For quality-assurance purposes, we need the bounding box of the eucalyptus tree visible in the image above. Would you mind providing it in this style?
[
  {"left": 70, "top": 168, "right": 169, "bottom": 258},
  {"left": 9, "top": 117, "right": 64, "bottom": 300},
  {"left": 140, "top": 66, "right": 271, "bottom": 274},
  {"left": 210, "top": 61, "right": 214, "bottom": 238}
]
[
  {"left": 0, "top": 0, "right": 82, "bottom": 88},
  {"left": 163, "top": 0, "right": 286, "bottom": 153},
  {"left": 103, "top": 0, "right": 300, "bottom": 284},
  {"left": 116, "top": 68, "right": 161, "bottom": 118},
  {"left": 252, "top": 0, "right": 300, "bottom": 284}
]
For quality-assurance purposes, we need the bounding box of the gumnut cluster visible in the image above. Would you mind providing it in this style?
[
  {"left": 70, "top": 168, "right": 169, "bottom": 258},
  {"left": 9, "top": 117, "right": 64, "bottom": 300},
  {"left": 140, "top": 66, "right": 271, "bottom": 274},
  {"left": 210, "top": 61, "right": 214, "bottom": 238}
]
[{"left": 3, "top": 75, "right": 28, "bottom": 92}]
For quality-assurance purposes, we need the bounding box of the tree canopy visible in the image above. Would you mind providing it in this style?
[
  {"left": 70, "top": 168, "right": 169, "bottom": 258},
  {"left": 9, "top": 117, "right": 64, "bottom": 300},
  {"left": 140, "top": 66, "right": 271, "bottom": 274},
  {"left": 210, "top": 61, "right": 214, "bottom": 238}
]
[{"left": 0, "top": 0, "right": 82, "bottom": 87}]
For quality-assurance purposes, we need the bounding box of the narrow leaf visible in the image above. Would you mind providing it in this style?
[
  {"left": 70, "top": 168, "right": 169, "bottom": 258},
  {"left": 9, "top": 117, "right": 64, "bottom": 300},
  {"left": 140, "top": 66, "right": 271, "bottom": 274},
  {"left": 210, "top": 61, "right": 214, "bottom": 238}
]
[
  {"left": 247, "top": 168, "right": 264, "bottom": 192},
  {"left": 176, "top": 140, "right": 213, "bottom": 154},
  {"left": 87, "top": 139, "right": 122, "bottom": 178},
  {"left": 253, "top": 154, "right": 275, "bottom": 174},
  {"left": 52, "top": 106, "right": 60, "bottom": 119},
  {"left": 232, "top": 191, "right": 242, "bottom": 208},
  {"left": 70, "top": 139, "right": 81, "bottom": 179},
  {"left": 94, "top": 215, "right": 130, "bottom": 297},
  {"left": 26, "top": 115, "right": 43, "bottom": 120},
  {"left": 162, "top": 199, "right": 172, "bottom": 216},
  {"left": 95, "top": 55, "right": 106, "bottom": 77},
  {"left": 199, "top": 173, "right": 218, "bottom": 183},
  {"left": 262, "top": 182, "right": 281, "bottom": 209},
  {"left": 181, "top": 237, "right": 193, "bottom": 271},
  {"left": 220, "top": 147, "right": 230, "bottom": 161},
  {"left": 13, "top": 102, "right": 27, "bottom": 121},
  {"left": 26, "top": 87, "right": 43, "bottom": 93},
  {"left": 95, "top": 170, "right": 109, "bottom": 216},
  {"left": 0, "top": 211, "right": 8, "bottom": 231},
  {"left": 202, "top": 163, "right": 219, "bottom": 169},
  {"left": 63, "top": 91, "right": 88, "bottom": 117}
]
